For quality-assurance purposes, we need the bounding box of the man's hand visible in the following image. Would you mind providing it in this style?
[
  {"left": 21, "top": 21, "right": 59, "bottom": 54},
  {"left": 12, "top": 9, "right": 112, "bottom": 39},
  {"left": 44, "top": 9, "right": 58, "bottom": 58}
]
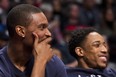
[
  {"left": 32, "top": 32, "right": 53, "bottom": 62},
  {"left": 31, "top": 32, "right": 53, "bottom": 77}
]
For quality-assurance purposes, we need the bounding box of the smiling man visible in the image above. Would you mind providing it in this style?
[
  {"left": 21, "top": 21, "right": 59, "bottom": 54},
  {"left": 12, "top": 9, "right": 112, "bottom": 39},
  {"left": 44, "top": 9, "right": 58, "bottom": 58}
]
[
  {"left": 67, "top": 27, "right": 116, "bottom": 77},
  {"left": 0, "top": 4, "right": 67, "bottom": 77}
]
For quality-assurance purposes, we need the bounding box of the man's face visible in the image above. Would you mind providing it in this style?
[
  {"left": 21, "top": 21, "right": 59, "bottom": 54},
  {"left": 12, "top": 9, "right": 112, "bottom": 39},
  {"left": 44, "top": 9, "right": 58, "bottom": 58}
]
[
  {"left": 23, "top": 12, "right": 51, "bottom": 47},
  {"left": 82, "top": 32, "right": 109, "bottom": 69}
]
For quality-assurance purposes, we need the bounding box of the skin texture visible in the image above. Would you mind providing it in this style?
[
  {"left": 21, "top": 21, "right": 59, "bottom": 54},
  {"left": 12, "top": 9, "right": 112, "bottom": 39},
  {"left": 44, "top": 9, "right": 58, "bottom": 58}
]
[
  {"left": 77, "top": 32, "right": 109, "bottom": 69},
  {"left": 8, "top": 12, "right": 53, "bottom": 77}
]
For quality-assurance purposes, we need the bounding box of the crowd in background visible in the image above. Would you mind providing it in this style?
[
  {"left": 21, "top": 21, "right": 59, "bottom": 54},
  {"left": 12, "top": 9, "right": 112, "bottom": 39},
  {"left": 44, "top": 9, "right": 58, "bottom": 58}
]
[{"left": 0, "top": 0, "right": 116, "bottom": 70}]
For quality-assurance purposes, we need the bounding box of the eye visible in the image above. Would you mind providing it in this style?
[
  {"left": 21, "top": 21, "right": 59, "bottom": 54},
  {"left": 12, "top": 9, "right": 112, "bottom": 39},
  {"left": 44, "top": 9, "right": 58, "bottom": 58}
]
[
  {"left": 103, "top": 42, "right": 108, "bottom": 48},
  {"left": 38, "top": 24, "right": 47, "bottom": 30},
  {"left": 92, "top": 42, "right": 100, "bottom": 48},
  {"left": 94, "top": 43, "right": 100, "bottom": 47},
  {"left": 40, "top": 25, "right": 45, "bottom": 30}
]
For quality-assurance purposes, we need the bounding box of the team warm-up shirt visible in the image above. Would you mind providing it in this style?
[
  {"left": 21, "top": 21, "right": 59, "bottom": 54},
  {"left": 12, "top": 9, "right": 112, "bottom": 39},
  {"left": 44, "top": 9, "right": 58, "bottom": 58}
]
[
  {"left": 67, "top": 67, "right": 116, "bottom": 77},
  {"left": 0, "top": 46, "right": 67, "bottom": 77}
]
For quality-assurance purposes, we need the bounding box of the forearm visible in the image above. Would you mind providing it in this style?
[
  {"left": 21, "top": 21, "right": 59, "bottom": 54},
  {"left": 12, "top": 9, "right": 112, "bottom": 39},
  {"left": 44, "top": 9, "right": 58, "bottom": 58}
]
[
  {"left": 31, "top": 58, "right": 47, "bottom": 77},
  {"left": 31, "top": 33, "right": 53, "bottom": 77}
]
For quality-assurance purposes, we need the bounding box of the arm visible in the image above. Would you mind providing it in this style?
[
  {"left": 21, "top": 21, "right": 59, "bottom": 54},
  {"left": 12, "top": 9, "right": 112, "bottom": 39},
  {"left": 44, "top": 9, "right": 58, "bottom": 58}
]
[
  {"left": 31, "top": 57, "right": 47, "bottom": 77},
  {"left": 31, "top": 32, "right": 53, "bottom": 77}
]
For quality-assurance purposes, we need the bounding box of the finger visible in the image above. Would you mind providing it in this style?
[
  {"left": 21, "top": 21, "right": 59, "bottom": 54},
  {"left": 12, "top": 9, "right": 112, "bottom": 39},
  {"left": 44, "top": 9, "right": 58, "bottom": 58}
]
[
  {"left": 47, "top": 44, "right": 51, "bottom": 49},
  {"left": 32, "top": 32, "right": 39, "bottom": 46},
  {"left": 41, "top": 37, "right": 52, "bottom": 44}
]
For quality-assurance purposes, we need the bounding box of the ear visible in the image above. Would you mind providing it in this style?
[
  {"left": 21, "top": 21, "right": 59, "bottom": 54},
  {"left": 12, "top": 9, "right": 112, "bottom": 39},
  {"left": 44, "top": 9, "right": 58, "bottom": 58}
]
[
  {"left": 75, "top": 47, "right": 84, "bottom": 57},
  {"left": 15, "top": 25, "right": 25, "bottom": 37}
]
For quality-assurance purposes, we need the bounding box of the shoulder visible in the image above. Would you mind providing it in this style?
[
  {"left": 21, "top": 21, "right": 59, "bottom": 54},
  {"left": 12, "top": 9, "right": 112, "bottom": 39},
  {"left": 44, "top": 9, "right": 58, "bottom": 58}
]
[
  {"left": 46, "top": 55, "right": 66, "bottom": 71},
  {"left": 0, "top": 46, "right": 11, "bottom": 76},
  {"left": 0, "top": 67, "right": 11, "bottom": 77},
  {"left": 0, "top": 46, "right": 7, "bottom": 62},
  {"left": 105, "top": 68, "right": 116, "bottom": 76},
  {"left": 0, "top": 47, "right": 5, "bottom": 55},
  {"left": 46, "top": 55, "right": 67, "bottom": 77},
  {"left": 0, "top": 46, "right": 7, "bottom": 64},
  {"left": 48, "top": 55, "right": 65, "bottom": 66}
]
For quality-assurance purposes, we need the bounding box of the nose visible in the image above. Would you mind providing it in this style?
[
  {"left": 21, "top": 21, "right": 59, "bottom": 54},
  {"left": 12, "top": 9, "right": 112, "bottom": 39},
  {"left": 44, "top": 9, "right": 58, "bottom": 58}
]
[
  {"left": 101, "top": 45, "right": 108, "bottom": 53},
  {"left": 45, "top": 29, "right": 51, "bottom": 37}
]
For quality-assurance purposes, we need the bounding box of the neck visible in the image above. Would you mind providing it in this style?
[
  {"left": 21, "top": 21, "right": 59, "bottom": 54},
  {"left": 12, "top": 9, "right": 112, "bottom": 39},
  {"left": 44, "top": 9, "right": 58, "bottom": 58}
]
[
  {"left": 7, "top": 40, "right": 33, "bottom": 71},
  {"left": 78, "top": 58, "right": 91, "bottom": 69}
]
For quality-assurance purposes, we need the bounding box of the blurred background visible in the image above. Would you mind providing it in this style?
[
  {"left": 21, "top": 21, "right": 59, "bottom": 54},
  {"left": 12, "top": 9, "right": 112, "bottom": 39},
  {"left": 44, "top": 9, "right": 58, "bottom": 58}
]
[{"left": 0, "top": 0, "right": 116, "bottom": 69}]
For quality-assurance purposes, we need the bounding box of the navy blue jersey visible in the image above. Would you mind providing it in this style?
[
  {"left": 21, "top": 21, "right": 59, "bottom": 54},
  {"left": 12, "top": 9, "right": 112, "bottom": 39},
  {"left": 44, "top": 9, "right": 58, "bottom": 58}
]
[
  {"left": 66, "top": 67, "right": 116, "bottom": 77},
  {"left": 0, "top": 46, "right": 67, "bottom": 77}
]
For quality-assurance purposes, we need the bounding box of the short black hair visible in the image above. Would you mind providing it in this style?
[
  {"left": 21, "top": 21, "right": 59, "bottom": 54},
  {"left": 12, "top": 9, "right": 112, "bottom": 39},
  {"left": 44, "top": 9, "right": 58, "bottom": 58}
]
[
  {"left": 68, "top": 27, "right": 97, "bottom": 60},
  {"left": 7, "top": 4, "right": 42, "bottom": 38}
]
